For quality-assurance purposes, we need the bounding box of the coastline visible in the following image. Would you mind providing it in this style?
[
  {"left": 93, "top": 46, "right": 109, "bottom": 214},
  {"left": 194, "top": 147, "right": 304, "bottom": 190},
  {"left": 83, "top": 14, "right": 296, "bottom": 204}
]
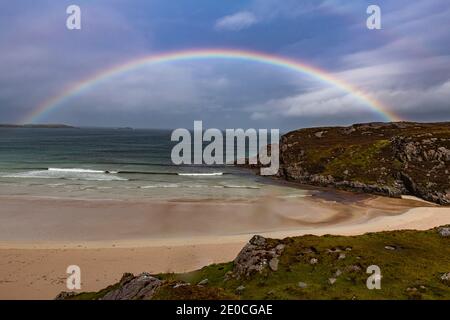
[{"left": 1, "top": 194, "right": 449, "bottom": 299}]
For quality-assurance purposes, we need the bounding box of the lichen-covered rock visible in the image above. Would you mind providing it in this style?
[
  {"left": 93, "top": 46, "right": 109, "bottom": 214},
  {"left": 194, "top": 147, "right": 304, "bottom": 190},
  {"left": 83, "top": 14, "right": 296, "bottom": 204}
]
[
  {"left": 101, "top": 272, "right": 162, "bottom": 300},
  {"left": 269, "top": 258, "right": 279, "bottom": 271},
  {"left": 250, "top": 235, "right": 266, "bottom": 246},
  {"left": 438, "top": 227, "right": 450, "bottom": 237},
  {"left": 229, "top": 235, "right": 285, "bottom": 279}
]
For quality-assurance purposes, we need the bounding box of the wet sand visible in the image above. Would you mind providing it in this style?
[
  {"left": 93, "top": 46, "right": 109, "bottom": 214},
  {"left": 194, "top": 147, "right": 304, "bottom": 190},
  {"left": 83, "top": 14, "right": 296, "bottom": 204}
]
[
  {"left": 0, "top": 193, "right": 423, "bottom": 245},
  {"left": 1, "top": 194, "right": 449, "bottom": 299}
]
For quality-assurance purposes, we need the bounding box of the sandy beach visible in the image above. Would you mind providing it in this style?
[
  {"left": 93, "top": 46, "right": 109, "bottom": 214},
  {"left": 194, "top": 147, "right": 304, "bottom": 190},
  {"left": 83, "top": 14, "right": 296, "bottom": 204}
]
[{"left": 1, "top": 193, "right": 449, "bottom": 299}]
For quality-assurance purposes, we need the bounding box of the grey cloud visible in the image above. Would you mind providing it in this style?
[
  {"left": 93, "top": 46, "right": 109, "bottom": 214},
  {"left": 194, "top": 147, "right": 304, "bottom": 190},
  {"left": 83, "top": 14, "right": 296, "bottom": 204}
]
[{"left": 0, "top": 2, "right": 150, "bottom": 123}]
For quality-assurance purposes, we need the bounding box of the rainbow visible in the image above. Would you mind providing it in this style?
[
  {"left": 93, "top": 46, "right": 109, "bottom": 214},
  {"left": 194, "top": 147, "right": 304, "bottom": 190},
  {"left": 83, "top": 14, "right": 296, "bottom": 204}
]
[{"left": 23, "top": 48, "right": 401, "bottom": 123}]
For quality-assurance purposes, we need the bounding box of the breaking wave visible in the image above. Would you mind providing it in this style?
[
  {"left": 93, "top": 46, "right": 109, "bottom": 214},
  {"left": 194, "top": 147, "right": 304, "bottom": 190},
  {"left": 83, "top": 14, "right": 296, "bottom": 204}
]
[
  {"left": 3, "top": 168, "right": 126, "bottom": 181},
  {"left": 177, "top": 172, "right": 223, "bottom": 176}
]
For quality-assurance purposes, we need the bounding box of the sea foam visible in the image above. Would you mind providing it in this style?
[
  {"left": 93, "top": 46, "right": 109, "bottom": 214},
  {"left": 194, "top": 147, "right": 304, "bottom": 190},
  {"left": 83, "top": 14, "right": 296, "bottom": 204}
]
[
  {"left": 3, "top": 168, "right": 126, "bottom": 181},
  {"left": 177, "top": 172, "right": 223, "bottom": 176}
]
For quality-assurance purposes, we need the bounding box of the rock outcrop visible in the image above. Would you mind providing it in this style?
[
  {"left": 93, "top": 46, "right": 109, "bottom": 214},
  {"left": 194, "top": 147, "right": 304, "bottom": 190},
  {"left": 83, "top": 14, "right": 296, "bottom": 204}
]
[
  {"left": 227, "top": 235, "right": 285, "bottom": 279},
  {"left": 276, "top": 122, "right": 450, "bottom": 205},
  {"left": 102, "top": 272, "right": 162, "bottom": 300}
]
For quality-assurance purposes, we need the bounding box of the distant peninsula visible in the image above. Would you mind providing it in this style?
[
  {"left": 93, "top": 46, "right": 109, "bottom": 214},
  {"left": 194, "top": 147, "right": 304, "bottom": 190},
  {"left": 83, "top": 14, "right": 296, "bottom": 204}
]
[{"left": 0, "top": 124, "right": 76, "bottom": 128}]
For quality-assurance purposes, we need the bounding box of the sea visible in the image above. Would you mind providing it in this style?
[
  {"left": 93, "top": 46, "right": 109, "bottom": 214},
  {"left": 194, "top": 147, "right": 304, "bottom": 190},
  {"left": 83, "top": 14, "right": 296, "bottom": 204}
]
[{"left": 0, "top": 128, "right": 306, "bottom": 200}]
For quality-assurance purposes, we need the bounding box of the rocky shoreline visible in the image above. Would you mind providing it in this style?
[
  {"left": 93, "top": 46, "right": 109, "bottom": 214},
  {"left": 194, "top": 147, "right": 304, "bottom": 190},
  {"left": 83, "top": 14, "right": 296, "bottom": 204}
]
[{"left": 258, "top": 122, "right": 450, "bottom": 205}]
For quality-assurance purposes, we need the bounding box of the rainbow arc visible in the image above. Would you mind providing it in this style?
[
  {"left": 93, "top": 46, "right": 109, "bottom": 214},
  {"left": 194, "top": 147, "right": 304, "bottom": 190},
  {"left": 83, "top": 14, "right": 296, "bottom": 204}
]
[{"left": 23, "top": 49, "right": 400, "bottom": 123}]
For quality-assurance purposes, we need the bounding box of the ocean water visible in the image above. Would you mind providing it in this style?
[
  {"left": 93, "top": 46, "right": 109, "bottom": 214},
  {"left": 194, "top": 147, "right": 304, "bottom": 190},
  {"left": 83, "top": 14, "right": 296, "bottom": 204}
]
[{"left": 0, "top": 128, "right": 306, "bottom": 200}]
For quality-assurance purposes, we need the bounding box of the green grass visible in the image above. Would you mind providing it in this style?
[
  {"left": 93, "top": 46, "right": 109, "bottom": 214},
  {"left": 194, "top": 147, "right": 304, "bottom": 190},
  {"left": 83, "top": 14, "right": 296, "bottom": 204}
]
[
  {"left": 322, "top": 139, "right": 393, "bottom": 184},
  {"left": 69, "top": 226, "right": 450, "bottom": 300},
  {"left": 65, "top": 282, "right": 121, "bottom": 300},
  {"left": 158, "top": 227, "right": 450, "bottom": 300},
  {"left": 152, "top": 280, "right": 237, "bottom": 300}
]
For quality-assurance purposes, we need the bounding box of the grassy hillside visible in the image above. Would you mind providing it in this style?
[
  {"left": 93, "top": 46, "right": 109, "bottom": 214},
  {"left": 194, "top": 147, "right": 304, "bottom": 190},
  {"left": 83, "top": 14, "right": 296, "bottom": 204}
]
[
  {"left": 277, "top": 122, "right": 450, "bottom": 204},
  {"left": 65, "top": 226, "right": 450, "bottom": 300}
]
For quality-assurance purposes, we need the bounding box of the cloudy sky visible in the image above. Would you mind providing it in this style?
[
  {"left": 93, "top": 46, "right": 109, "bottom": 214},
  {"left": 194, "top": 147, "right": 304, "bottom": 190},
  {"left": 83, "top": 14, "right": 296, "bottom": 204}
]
[{"left": 0, "top": 0, "right": 449, "bottom": 130}]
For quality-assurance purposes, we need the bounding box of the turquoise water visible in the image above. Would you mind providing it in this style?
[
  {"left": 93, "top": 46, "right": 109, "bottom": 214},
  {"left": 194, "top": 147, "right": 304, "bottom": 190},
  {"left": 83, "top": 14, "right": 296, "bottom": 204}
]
[{"left": 0, "top": 128, "right": 305, "bottom": 200}]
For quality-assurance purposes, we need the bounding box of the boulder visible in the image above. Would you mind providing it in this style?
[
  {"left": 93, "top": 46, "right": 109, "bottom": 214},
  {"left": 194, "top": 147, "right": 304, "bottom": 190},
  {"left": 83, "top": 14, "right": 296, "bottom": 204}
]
[
  {"left": 229, "top": 235, "right": 285, "bottom": 279},
  {"left": 198, "top": 279, "right": 209, "bottom": 286},
  {"left": 235, "top": 285, "right": 246, "bottom": 294},
  {"left": 269, "top": 258, "right": 279, "bottom": 271},
  {"left": 102, "top": 272, "right": 162, "bottom": 300},
  {"left": 438, "top": 227, "right": 450, "bottom": 237}
]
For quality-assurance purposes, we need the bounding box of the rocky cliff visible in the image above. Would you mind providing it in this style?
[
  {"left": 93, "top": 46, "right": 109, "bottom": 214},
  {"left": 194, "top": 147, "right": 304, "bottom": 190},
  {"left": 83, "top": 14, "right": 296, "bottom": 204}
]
[{"left": 277, "top": 122, "right": 450, "bottom": 205}]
